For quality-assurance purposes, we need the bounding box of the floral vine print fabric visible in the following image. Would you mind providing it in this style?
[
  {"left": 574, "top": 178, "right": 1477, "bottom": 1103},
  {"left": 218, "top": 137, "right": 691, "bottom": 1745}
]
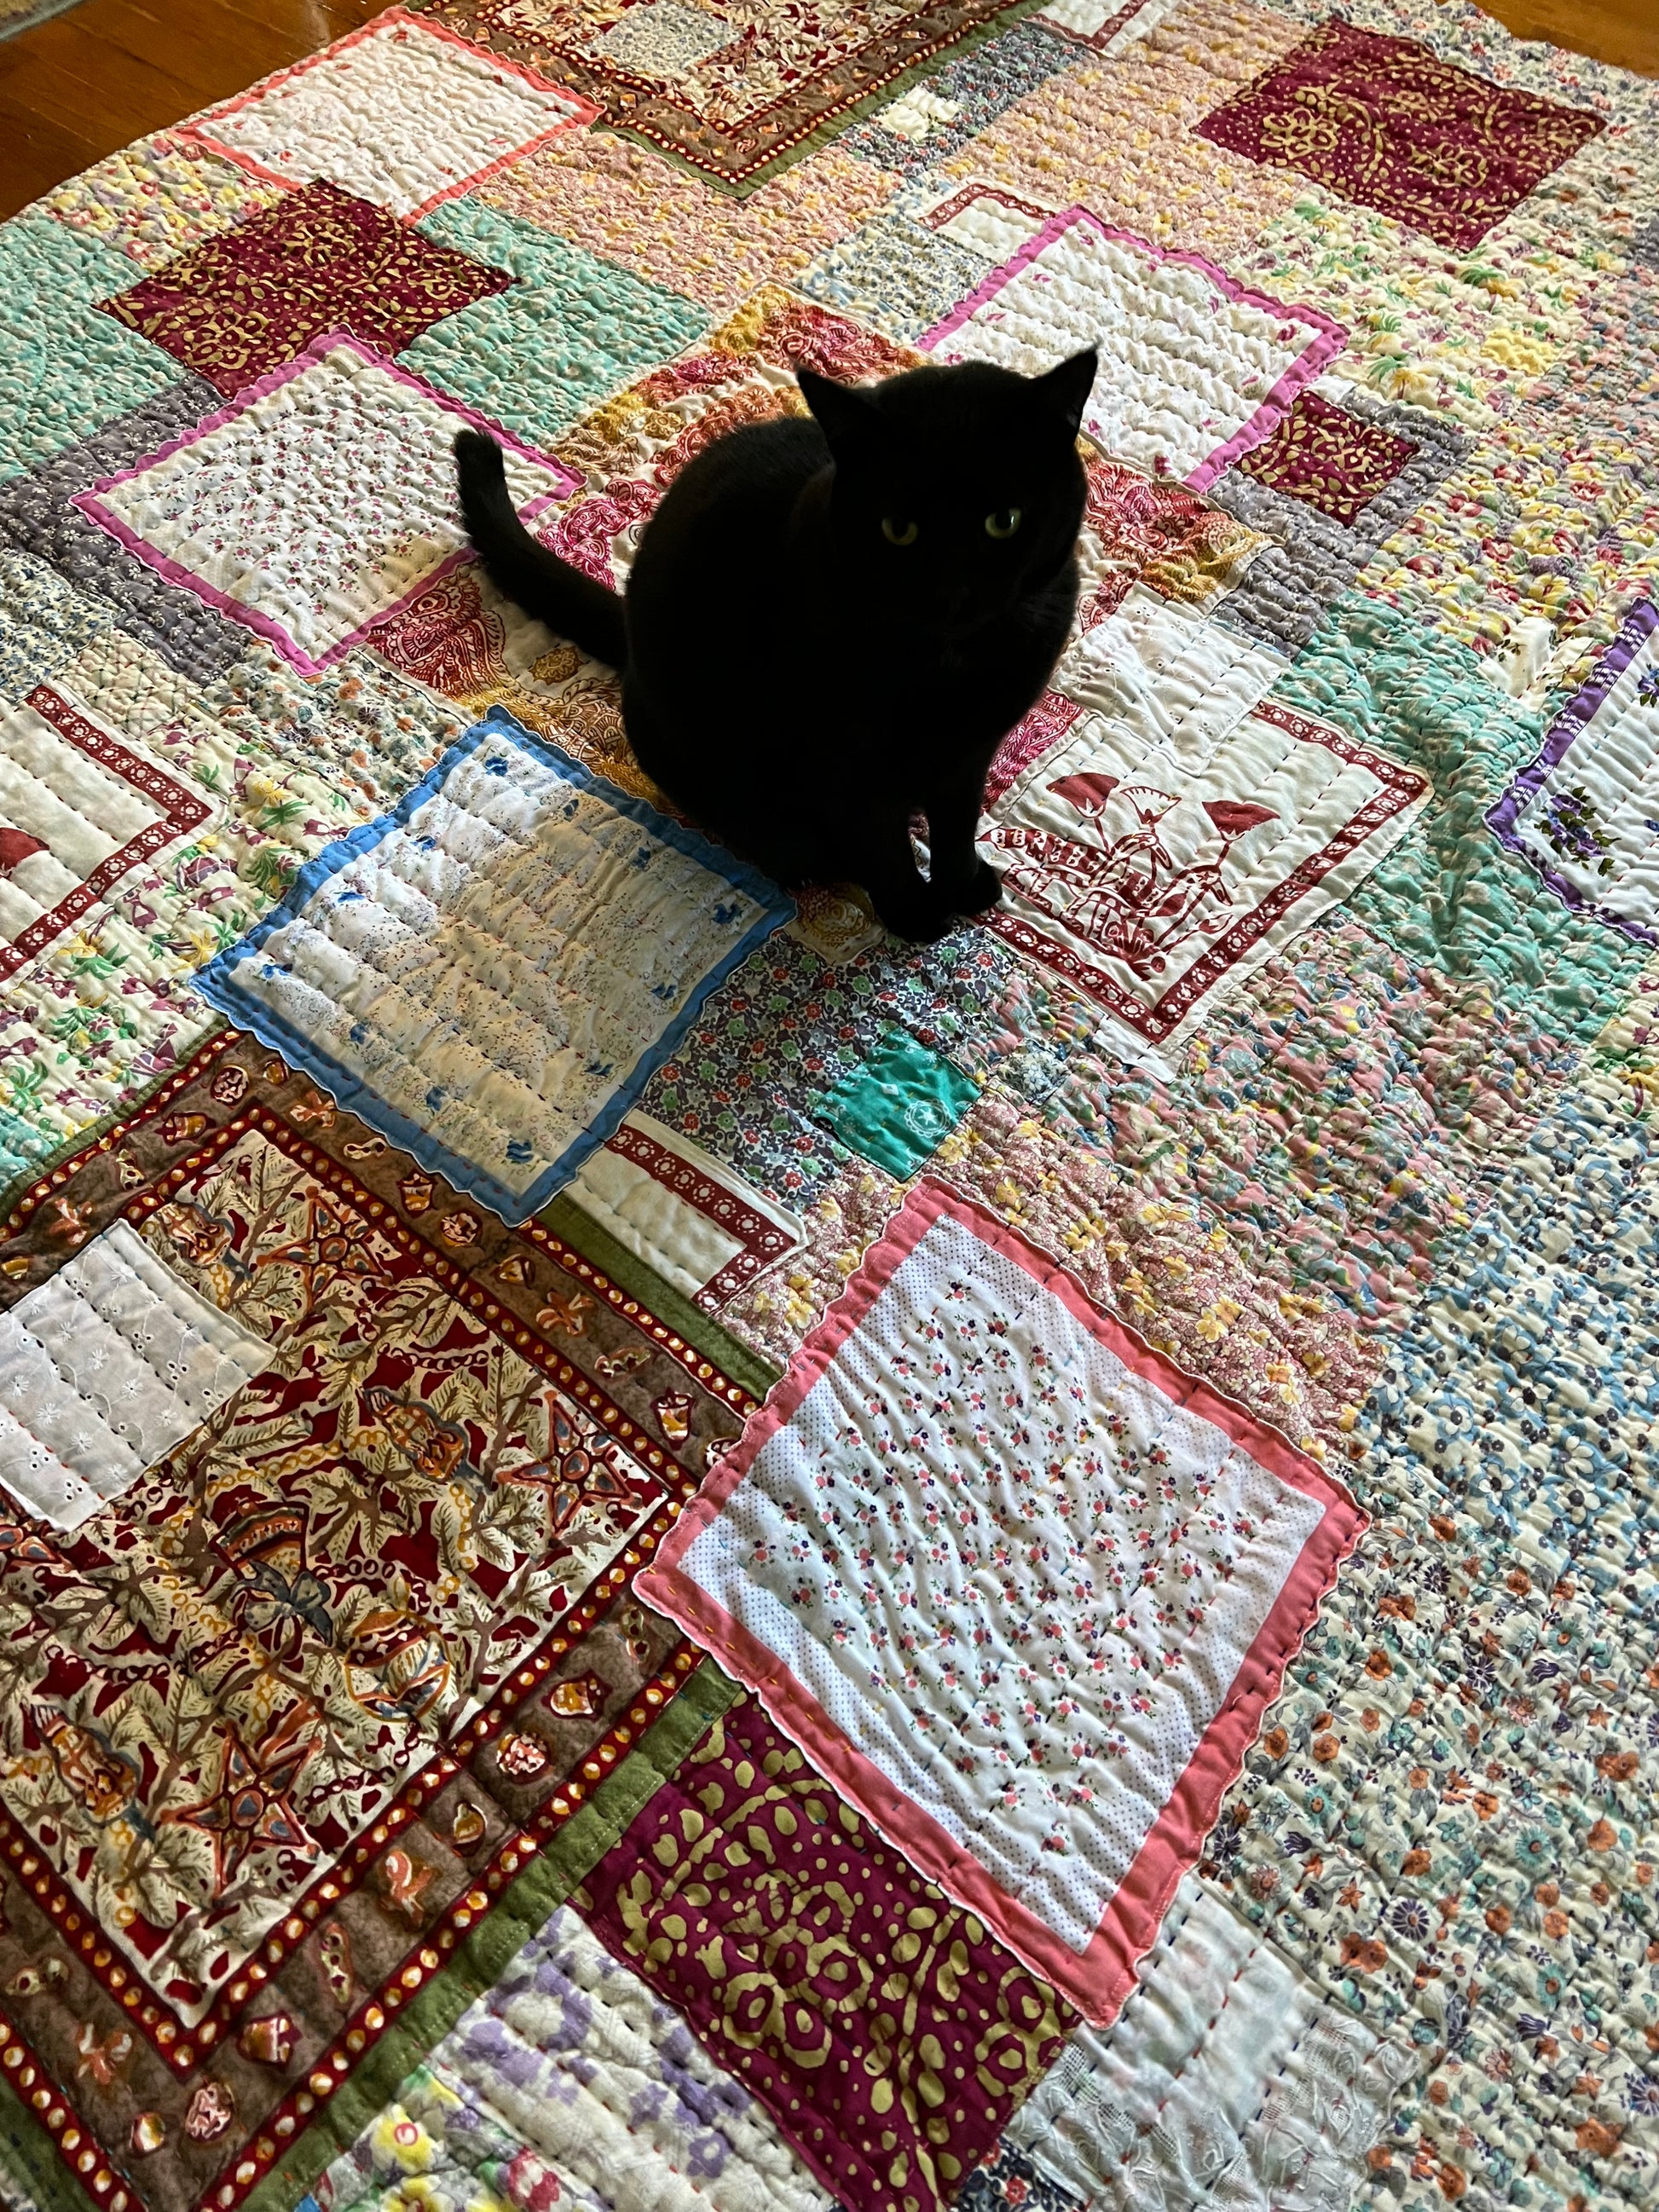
[
  {"left": 0, "top": 0, "right": 1657, "bottom": 2210},
  {"left": 575, "top": 1692, "right": 1073, "bottom": 2212}
]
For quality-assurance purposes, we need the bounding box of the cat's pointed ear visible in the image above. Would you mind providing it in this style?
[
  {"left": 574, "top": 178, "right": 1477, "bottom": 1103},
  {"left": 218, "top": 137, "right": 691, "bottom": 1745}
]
[
  {"left": 1035, "top": 348, "right": 1098, "bottom": 437},
  {"left": 797, "top": 367, "right": 883, "bottom": 455}
]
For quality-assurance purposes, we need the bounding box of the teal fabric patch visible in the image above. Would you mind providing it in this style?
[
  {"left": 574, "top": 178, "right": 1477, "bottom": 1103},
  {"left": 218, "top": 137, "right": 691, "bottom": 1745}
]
[
  {"left": 1275, "top": 592, "right": 1650, "bottom": 1040},
  {"left": 0, "top": 213, "right": 179, "bottom": 480},
  {"left": 407, "top": 200, "right": 708, "bottom": 449},
  {"left": 818, "top": 1026, "right": 980, "bottom": 1177}
]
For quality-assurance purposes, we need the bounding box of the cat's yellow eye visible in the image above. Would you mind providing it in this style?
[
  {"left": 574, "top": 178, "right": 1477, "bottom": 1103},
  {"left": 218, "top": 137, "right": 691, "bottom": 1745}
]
[
  {"left": 882, "top": 517, "right": 919, "bottom": 546},
  {"left": 985, "top": 508, "right": 1022, "bottom": 539}
]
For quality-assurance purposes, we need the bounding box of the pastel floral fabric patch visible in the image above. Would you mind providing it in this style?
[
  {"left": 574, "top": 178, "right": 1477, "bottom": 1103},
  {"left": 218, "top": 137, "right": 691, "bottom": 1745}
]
[
  {"left": 99, "top": 180, "right": 515, "bottom": 397},
  {"left": 1195, "top": 18, "right": 1604, "bottom": 253},
  {"left": 1233, "top": 387, "right": 1417, "bottom": 527},
  {"left": 639, "top": 1180, "right": 1365, "bottom": 2024},
  {"left": 576, "top": 1689, "right": 1073, "bottom": 2209}
]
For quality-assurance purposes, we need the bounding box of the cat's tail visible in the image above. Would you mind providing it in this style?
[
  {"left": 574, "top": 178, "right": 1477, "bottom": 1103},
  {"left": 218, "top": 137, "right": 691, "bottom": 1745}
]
[{"left": 454, "top": 430, "right": 628, "bottom": 670}]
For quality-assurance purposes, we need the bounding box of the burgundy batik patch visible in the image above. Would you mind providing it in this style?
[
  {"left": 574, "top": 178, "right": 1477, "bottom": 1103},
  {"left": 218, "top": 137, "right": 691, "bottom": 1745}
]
[
  {"left": 100, "top": 178, "right": 513, "bottom": 396},
  {"left": 1234, "top": 390, "right": 1416, "bottom": 527},
  {"left": 1195, "top": 19, "right": 1603, "bottom": 253}
]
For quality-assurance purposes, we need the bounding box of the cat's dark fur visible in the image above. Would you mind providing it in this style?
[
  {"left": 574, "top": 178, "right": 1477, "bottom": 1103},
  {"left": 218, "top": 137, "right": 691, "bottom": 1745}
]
[{"left": 453, "top": 349, "right": 1095, "bottom": 940}]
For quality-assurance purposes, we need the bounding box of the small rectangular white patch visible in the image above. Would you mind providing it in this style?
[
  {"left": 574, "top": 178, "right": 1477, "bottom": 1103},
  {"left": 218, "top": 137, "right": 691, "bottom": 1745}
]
[{"left": 0, "top": 1221, "right": 269, "bottom": 1530}]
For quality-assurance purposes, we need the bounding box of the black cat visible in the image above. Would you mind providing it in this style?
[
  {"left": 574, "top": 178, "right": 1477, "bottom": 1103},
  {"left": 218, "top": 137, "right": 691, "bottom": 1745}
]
[{"left": 454, "top": 348, "right": 1095, "bottom": 941}]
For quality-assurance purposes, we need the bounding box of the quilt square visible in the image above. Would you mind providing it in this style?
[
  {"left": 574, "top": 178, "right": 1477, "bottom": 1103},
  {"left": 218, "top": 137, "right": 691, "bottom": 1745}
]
[
  {"left": 1486, "top": 598, "right": 1659, "bottom": 944},
  {"left": 190, "top": 708, "right": 795, "bottom": 1224},
  {"left": 99, "top": 180, "right": 515, "bottom": 397},
  {"left": 1194, "top": 19, "right": 1603, "bottom": 254},
  {"left": 0, "top": 682, "right": 211, "bottom": 984},
  {"left": 0, "top": 1025, "right": 748, "bottom": 2212},
  {"left": 920, "top": 205, "right": 1345, "bottom": 491},
  {"left": 177, "top": 9, "right": 598, "bottom": 221},
  {"left": 638, "top": 1181, "right": 1366, "bottom": 2024},
  {"left": 72, "top": 331, "right": 579, "bottom": 673},
  {"left": 980, "top": 596, "right": 1431, "bottom": 1048},
  {"left": 1233, "top": 387, "right": 1415, "bottom": 527},
  {"left": 578, "top": 1689, "right": 1072, "bottom": 2208},
  {"left": 419, "top": 0, "right": 1024, "bottom": 188}
]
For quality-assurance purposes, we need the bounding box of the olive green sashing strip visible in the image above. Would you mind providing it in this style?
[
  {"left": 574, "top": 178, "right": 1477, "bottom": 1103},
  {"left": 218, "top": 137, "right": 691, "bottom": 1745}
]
[
  {"left": 602, "top": 0, "right": 1055, "bottom": 198},
  {"left": 243, "top": 1660, "right": 743, "bottom": 2212},
  {"left": 0, "top": 2064, "right": 66, "bottom": 2212},
  {"left": 539, "top": 1190, "right": 783, "bottom": 1405}
]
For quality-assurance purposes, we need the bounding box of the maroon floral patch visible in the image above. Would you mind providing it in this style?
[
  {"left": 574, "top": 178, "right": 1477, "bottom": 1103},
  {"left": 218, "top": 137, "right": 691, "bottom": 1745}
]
[
  {"left": 1234, "top": 390, "right": 1416, "bottom": 526},
  {"left": 100, "top": 179, "right": 512, "bottom": 395},
  {"left": 1196, "top": 19, "right": 1602, "bottom": 252}
]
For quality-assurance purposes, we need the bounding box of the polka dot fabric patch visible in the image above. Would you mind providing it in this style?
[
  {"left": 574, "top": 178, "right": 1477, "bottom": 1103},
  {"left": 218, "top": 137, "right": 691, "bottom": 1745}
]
[{"left": 639, "top": 1180, "right": 1365, "bottom": 2024}]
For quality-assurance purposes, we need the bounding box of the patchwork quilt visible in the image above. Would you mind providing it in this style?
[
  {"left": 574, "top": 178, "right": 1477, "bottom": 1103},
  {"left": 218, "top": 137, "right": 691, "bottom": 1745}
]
[{"left": 0, "top": 4, "right": 1654, "bottom": 2212}]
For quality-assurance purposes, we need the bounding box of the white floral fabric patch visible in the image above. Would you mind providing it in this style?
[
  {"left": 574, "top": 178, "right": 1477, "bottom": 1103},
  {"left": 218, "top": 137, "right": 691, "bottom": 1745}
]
[
  {"left": 639, "top": 1179, "right": 1364, "bottom": 2024},
  {"left": 0, "top": 1220, "right": 268, "bottom": 1530},
  {"left": 73, "top": 333, "right": 579, "bottom": 675},
  {"left": 177, "top": 10, "right": 598, "bottom": 219},
  {"left": 191, "top": 709, "right": 795, "bottom": 1224},
  {"left": 921, "top": 205, "right": 1346, "bottom": 490}
]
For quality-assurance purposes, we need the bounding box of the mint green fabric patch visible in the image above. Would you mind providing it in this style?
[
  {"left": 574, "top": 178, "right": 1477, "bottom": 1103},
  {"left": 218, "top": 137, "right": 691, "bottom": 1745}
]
[
  {"left": 408, "top": 200, "right": 708, "bottom": 449},
  {"left": 818, "top": 1027, "right": 980, "bottom": 1177},
  {"left": 1276, "top": 592, "right": 1650, "bottom": 1040},
  {"left": 0, "top": 214, "right": 179, "bottom": 480}
]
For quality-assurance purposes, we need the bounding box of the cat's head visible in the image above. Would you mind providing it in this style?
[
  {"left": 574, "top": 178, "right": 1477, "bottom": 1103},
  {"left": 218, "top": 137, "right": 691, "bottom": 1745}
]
[{"left": 796, "top": 350, "right": 1095, "bottom": 636}]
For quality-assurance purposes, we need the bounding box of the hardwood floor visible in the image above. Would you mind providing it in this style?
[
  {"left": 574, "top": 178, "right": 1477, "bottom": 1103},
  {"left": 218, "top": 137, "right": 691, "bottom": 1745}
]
[
  {"left": 0, "top": 0, "right": 1654, "bottom": 222},
  {"left": 0, "top": 0, "right": 383, "bottom": 219},
  {"left": 1482, "top": 0, "right": 1659, "bottom": 76}
]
